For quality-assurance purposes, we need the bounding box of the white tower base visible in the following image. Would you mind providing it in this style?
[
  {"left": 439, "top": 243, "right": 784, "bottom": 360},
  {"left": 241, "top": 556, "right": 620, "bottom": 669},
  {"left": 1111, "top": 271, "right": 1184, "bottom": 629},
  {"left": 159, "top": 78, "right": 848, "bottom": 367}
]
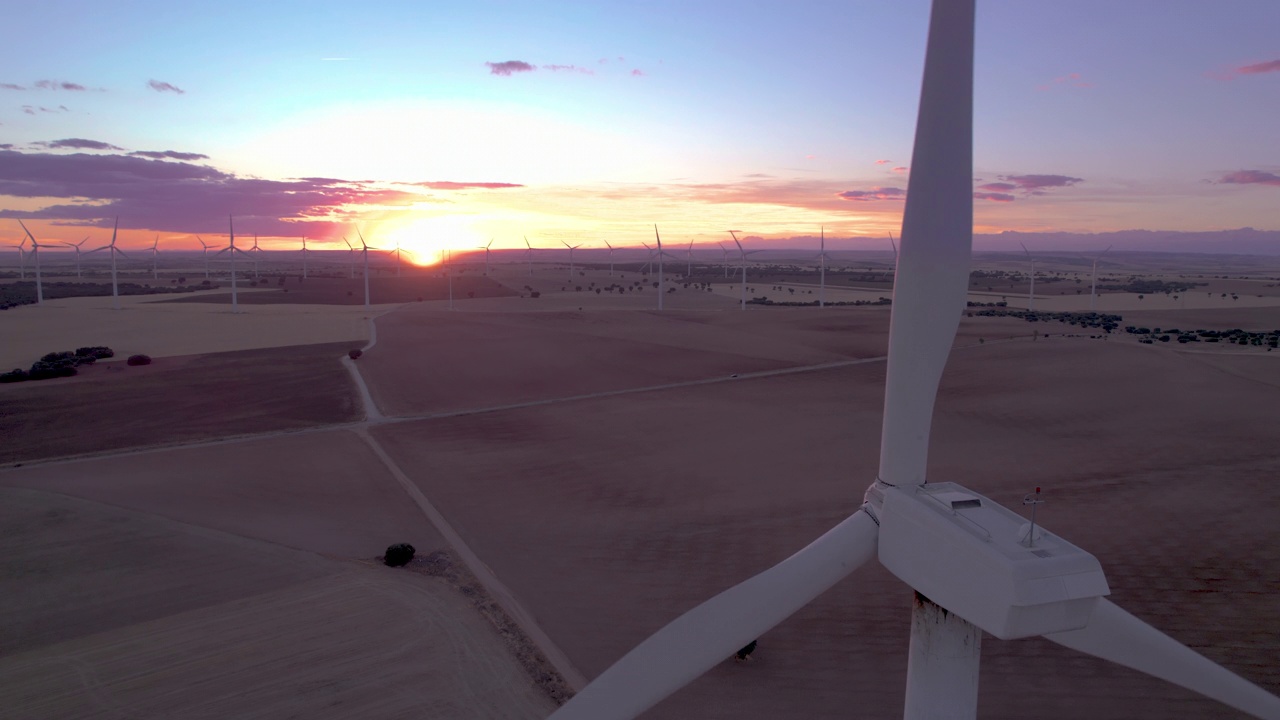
[{"left": 904, "top": 593, "right": 981, "bottom": 720}]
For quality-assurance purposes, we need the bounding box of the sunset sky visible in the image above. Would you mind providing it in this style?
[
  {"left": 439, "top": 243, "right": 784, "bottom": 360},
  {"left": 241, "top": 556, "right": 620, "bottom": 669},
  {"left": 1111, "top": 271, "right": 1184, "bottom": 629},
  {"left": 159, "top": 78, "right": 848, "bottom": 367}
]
[{"left": 2, "top": 0, "right": 1278, "bottom": 263}]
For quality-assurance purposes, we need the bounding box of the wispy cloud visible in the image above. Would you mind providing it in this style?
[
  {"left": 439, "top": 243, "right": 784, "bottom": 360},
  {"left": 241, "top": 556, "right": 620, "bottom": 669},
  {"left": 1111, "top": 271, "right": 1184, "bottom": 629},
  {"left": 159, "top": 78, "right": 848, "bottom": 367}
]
[
  {"left": 874, "top": 159, "right": 891, "bottom": 165},
  {"left": 630, "top": 68, "right": 645, "bottom": 77},
  {"left": 148, "top": 79, "right": 185, "bottom": 94},
  {"left": 1, "top": 82, "right": 26, "bottom": 91},
  {"left": 34, "top": 80, "right": 89, "bottom": 91},
  {"left": 22, "top": 105, "right": 69, "bottom": 115},
  {"left": 485, "top": 60, "right": 535, "bottom": 76},
  {"left": 1219, "top": 170, "right": 1280, "bottom": 186},
  {"left": 973, "top": 191, "right": 1015, "bottom": 202},
  {"left": 35, "top": 138, "right": 124, "bottom": 151},
  {"left": 0, "top": 149, "right": 419, "bottom": 236},
  {"left": 408, "top": 181, "right": 524, "bottom": 190},
  {"left": 129, "top": 150, "right": 210, "bottom": 161},
  {"left": 543, "top": 64, "right": 594, "bottom": 75},
  {"left": 836, "top": 187, "right": 905, "bottom": 202},
  {"left": 1235, "top": 59, "right": 1280, "bottom": 75},
  {"left": 892, "top": 166, "right": 908, "bottom": 173}
]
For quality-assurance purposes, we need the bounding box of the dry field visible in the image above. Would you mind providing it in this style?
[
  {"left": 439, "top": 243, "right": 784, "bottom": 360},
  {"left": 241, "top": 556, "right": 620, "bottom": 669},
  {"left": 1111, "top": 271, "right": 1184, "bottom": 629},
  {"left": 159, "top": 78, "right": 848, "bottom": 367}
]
[
  {"left": 158, "top": 273, "right": 516, "bottom": 305},
  {"left": 3, "top": 284, "right": 1278, "bottom": 720}
]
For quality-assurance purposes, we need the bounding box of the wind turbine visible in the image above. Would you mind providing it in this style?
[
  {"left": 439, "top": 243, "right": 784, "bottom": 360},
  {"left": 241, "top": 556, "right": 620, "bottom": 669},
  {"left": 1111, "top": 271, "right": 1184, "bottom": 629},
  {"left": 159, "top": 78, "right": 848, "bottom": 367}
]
[
  {"left": 717, "top": 242, "right": 729, "bottom": 278},
  {"left": 603, "top": 239, "right": 614, "bottom": 276},
  {"left": 545, "top": 3, "right": 1280, "bottom": 719},
  {"left": 640, "top": 242, "right": 656, "bottom": 275},
  {"left": 653, "top": 226, "right": 679, "bottom": 311},
  {"left": 889, "top": 230, "right": 899, "bottom": 283},
  {"left": 686, "top": 238, "right": 695, "bottom": 277},
  {"left": 250, "top": 235, "right": 263, "bottom": 278},
  {"left": 561, "top": 240, "right": 582, "bottom": 280},
  {"left": 356, "top": 227, "right": 376, "bottom": 307},
  {"left": 728, "top": 230, "right": 762, "bottom": 311},
  {"left": 150, "top": 235, "right": 161, "bottom": 280},
  {"left": 61, "top": 236, "right": 89, "bottom": 278},
  {"left": 816, "top": 226, "right": 830, "bottom": 308},
  {"left": 524, "top": 236, "right": 534, "bottom": 276},
  {"left": 393, "top": 240, "right": 404, "bottom": 277},
  {"left": 8, "top": 235, "right": 28, "bottom": 279},
  {"left": 196, "top": 236, "right": 213, "bottom": 278},
  {"left": 479, "top": 238, "right": 494, "bottom": 275},
  {"left": 17, "top": 221, "right": 44, "bottom": 305},
  {"left": 88, "top": 217, "right": 127, "bottom": 310},
  {"left": 301, "top": 237, "right": 309, "bottom": 279},
  {"left": 1089, "top": 245, "right": 1112, "bottom": 312},
  {"left": 343, "top": 237, "right": 356, "bottom": 278},
  {"left": 213, "top": 216, "right": 252, "bottom": 313},
  {"left": 447, "top": 248, "right": 454, "bottom": 310},
  {"left": 1020, "top": 241, "right": 1036, "bottom": 311}
]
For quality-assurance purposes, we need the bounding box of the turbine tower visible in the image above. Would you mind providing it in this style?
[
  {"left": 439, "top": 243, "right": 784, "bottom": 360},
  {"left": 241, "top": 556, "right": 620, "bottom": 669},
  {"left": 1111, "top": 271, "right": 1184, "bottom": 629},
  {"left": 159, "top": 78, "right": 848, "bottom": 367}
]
[
  {"left": 544, "top": 3, "right": 1280, "bottom": 719},
  {"left": 393, "top": 240, "right": 403, "bottom": 277},
  {"left": 301, "top": 237, "right": 309, "bottom": 279},
  {"left": 524, "top": 236, "right": 534, "bottom": 276},
  {"left": 1089, "top": 245, "right": 1112, "bottom": 312},
  {"left": 479, "top": 239, "right": 494, "bottom": 275},
  {"left": 562, "top": 240, "right": 581, "bottom": 280},
  {"left": 150, "top": 235, "right": 161, "bottom": 280},
  {"left": 685, "top": 238, "right": 694, "bottom": 277},
  {"left": 88, "top": 218, "right": 127, "bottom": 310},
  {"left": 250, "top": 235, "right": 263, "bottom": 278},
  {"left": 17, "top": 221, "right": 44, "bottom": 305},
  {"left": 603, "top": 239, "right": 614, "bottom": 277},
  {"left": 728, "top": 230, "right": 761, "bottom": 311},
  {"left": 717, "top": 242, "right": 729, "bottom": 278},
  {"left": 61, "top": 237, "right": 89, "bottom": 278},
  {"left": 816, "top": 226, "right": 830, "bottom": 308},
  {"left": 1020, "top": 241, "right": 1036, "bottom": 311},
  {"left": 446, "top": 248, "right": 454, "bottom": 310}
]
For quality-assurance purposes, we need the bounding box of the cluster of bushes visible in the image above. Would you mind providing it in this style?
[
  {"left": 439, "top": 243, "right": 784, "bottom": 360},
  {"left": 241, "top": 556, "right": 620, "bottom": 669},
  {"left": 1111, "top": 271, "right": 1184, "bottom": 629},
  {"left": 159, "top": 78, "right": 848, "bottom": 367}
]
[
  {"left": 747, "top": 296, "right": 892, "bottom": 307},
  {"left": 1098, "top": 278, "right": 1203, "bottom": 294},
  {"left": 0, "top": 346, "right": 115, "bottom": 383},
  {"left": 1125, "top": 326, "right": 1279, "bottom": 348},
  {"left": 0, "top": 281, "right": 216, "bottom": 310},
  {"left": 970, "top": 308, "right": 1121, "bottom": 333}
]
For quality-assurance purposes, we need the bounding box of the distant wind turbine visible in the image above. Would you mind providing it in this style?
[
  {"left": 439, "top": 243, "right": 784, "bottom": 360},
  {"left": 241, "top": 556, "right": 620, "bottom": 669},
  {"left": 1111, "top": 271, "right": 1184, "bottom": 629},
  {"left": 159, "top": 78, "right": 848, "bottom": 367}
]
[
  {"left": 88, "top": 217, "right": 127, "bottom": 310},
  {"left": 718, "top": 242, "right": 729, "bottom": 278},
  {"left": 250, "top": 235, "right": 263, "bottom": 278},
  {"left": 356, "top": 227, "right": 377, "bottom": 307},
  {"left": 447, "top": 248, "right": 454, "bottom": 310},
  {"left": 196, "top": 236, "right": 213, "bottom": 278},
  {"left": 562, "top": 240, "right": 581, "bottom": 280},
  {"left": 214, "top": 216, "right": 253, "bottom": 313},
  {"left": 686, "top": 238, "right": 695, "bottom": 277},
  {"left": 343, "top": 237, "right": 356, "bottom": 278},
  {"left": 524, "top": 236, "right": 534, "bottom": 276},
  {"left": 729, "top": 230, "right": 763, "bottom": 311},
  {"left": 301, "top": 237, "right": 309, "bottom": 279},
  {"left": 7, "top": 235, "right": 27, "bottom": 279},
  {"left": 17, "top": 221, "right": 44, "bottom": 305},
  {"left": 1089, "top": 245, "right": 1112, "bottom": 312},
  {"left": 1020, "top": 241, "right": 1036, "bottom": 311},
  {"left": 393, "top": 240, "right": 404, "bottom": 277},
  {"left": 479, "top": 238, "right": 494, "bottom": 275},
  {"left": 603, "top": 239, "right": 615, "bottom": 276},
  {"left": 150, "top": 235, "right": 161, "bottom": 279},
  {"left": 61, "top": 236, "right": 89, "bottom": 278},
  {"left": 816, "top": 226, "right": 830, "bottom": 308}
]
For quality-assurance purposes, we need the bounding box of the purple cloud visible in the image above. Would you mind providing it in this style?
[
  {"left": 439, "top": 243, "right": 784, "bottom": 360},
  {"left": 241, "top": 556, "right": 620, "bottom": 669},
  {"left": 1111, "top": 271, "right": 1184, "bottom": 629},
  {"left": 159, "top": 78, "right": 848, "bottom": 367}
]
[
  {"left": 1000, "top": 174, "right": 1083, "bottom": 191},
  {"left": 129, "top": 150, "right": 210, "bottom": 161},
  {"left": 543, "top": 64, "right": 593, "bottom": 75},
  {"left": 409, "top": 181, "right": 523, "bottom": 190},
  {"left": 1, "top": 82, "right": 25, "bottom": 91},
  {"left": 836, "top": 187, "right": 905, "bottom": 202},
  {"left": 892, "top": 166, "right": 908, "bottom": 173},
  {"left": 148, "top": 79, "right": 185, "bottom": 94},
  {"left": 0, "top": 149, "right": 420, "bottom": 237},
  {"left": 22, "top": 105, "right": 69, "bottom": 115},
  {"left": 37, "top": 138, "right": 124, "bottom": 151},
  {"left": 486, "top": 60, "right": 535, "bottom": 76},
  {"left": 974, "top": 191, "right": 1016, "bottom": 202},
  {"left": 631, "top": 69, "right": 645, "bottom": 76},
  {"left": 1236, "top": 59, "right": 1280, "bottom": 75},
  {"left": 34, "top": 80, "right": 88, "bottom": 91},
  {"left": 977, "top": 182, "right": 1017, "bottom": 192},
  {"left": 1220, "top": 170, "right": 1280, "bottom": 187},
  {"left": 874, "top": 159, "right": 891, "bottom": 165}
]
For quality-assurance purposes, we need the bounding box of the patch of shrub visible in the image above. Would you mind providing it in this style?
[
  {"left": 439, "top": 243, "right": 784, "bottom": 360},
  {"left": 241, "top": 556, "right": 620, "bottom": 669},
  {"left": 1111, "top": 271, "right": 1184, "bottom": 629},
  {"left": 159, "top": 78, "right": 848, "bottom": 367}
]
[
  {"left": 0, "top": 368, "right": 29, "bottom": 383},
  {"left": 348, "top": 349, "right": 363, "bottom": 360},
  {"left": 384, "top": 543, "right": 416, "bottom": 567},
  {"left": 126, "top": 354, "right": 152, "bottom": 366}
]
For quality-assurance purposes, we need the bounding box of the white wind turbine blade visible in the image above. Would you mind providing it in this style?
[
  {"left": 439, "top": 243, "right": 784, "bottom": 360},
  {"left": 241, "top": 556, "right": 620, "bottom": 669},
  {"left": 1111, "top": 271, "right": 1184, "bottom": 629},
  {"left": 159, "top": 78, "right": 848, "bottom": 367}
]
[
  {"left": 1045, "top": 599, "right": 1280, "bottom": 720},
  {"left": 548, "top": 510, "right": 879, "bottom": 720}
]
